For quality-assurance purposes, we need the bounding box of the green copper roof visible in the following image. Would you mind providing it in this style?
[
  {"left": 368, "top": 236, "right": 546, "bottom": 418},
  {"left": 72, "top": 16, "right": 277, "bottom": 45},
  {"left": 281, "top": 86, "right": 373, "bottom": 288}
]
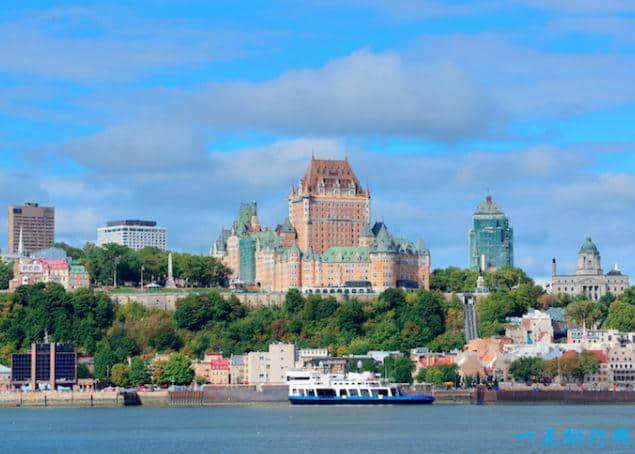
[
  {"left": 322, "top": 246, "right": 369, "bottom": 263},
  {"left": 474, "top": 195, "right": 505, "bottom": 216},
  {"left": 302, "top": 246, "right": 320, "bottom": 261},
  {"left": 279, "top": 217, "right": 294, "bottom": 233},
  {"left": 370, "top": 223, "right": 398, "bottom": 253},
  {"left": 253, "top": 230, "right": 281, "bottom": 250},
  {"left": 232, "top": 202, "right": 258, "bottom": 237},
  {"left": 579, "top": 237, "right": 599, "bottom": 254},
  {"left": 415, "top": 239, "right": 429, "bottom": 255},
  {"left": 279, "top": 242, "right": 301, "bottom": 260},
  {"left": 69, "top": 264, "right": 88, "bottom": 274}
]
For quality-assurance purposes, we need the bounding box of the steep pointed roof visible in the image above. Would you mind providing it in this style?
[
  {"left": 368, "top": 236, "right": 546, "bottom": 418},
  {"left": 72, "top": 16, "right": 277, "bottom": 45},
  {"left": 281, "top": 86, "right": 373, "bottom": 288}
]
[
  {"left": 415, "top": 238, "right": 429, "bottom": 255},
  {"left": 579, "top": 237, "right": 599, "bottom": 254},
  {"left": 300, "top": 158, "right": 364, "bottom": 195},
  {"left": 279, "top": 217, "right": 294, "bottom": 233},
  {"left": 232, "top": 202, "right": 258, "bottom": 236},
  {"left": 370, "top": 222, "right": 398, "bottom": 253},
  {"left": 213, "top": 228, "right": 231, "bottom": 252}
]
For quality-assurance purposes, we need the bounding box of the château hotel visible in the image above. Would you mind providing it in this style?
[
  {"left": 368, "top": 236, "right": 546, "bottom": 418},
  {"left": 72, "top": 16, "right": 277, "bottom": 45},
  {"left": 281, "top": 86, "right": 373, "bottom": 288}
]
[{"left": 212, "top": 157, "right": 430, "bottom": 293}]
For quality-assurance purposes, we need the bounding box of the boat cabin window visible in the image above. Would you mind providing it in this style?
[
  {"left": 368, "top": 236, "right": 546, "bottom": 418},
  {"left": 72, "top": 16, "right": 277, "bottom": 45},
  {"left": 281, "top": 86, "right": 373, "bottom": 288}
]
[
  {"left": 348, "top": 389, "right": 359, "bottom": 397},
  {"left": 316, "top": 389, "right": 336, "bottom": 397},
  {"left": 360, "top": 389, "right": 370, "bottom": 397},
  {"left": 377, "top": 389, "right": 388, "bottom": 396},
  {"left": 306, "top": 389, "right": 316, "bottom": 397},
  {"left": 339, "top": 389, "right": 348, "bottom": 396},
  {"left": 391, "top": 388, "right": 400, "bottom": 396}
]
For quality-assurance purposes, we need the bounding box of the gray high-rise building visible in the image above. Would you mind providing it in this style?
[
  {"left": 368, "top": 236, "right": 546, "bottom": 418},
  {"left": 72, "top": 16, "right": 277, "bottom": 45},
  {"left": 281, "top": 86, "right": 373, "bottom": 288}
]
[
  {"left": 468, "top": 195, "right": 513, "bottom": 271},
  {"left": 7, "top": 203, "right": 55, "bottom": 254}
]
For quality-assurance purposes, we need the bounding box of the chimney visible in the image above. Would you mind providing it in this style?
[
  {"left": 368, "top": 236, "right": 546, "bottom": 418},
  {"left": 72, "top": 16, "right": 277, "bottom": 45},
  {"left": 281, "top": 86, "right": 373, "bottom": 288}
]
[{"left": 552, "top": 258, "right": 556, "bottom": 276}]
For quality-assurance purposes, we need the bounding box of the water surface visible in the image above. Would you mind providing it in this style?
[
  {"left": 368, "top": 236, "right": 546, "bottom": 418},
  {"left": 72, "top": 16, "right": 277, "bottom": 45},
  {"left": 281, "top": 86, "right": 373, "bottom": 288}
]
[{"left": 0, "top": 404, "right": 632, "bottom": 453}]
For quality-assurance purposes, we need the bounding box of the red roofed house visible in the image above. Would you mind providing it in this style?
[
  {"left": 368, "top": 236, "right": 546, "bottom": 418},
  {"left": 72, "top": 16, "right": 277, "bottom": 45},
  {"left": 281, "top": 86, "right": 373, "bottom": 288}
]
[
  {"left": 40, "top": 259, "right": 70, "bottom": 289},
  {"left": 410, "top": 348, "right": 456, "bottom": 376},
  {"left": 193, "top": 352, "right": 231, "bottom": 384}
]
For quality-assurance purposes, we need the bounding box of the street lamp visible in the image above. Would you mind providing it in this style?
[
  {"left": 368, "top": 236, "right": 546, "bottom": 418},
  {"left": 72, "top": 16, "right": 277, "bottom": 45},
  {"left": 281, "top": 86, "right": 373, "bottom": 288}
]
[{"left": 141, "top": 265, "right": 145, "bottom": 289}]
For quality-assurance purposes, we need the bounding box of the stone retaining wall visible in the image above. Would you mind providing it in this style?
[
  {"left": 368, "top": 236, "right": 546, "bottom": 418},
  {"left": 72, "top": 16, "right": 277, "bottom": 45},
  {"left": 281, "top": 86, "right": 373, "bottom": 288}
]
[{"left": 0, "top": 391, "right": 123, "bottom": 407}]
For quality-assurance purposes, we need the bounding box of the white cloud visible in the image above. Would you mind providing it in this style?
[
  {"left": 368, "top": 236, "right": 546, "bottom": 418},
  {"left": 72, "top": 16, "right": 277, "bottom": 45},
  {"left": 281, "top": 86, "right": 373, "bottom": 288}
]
[
  {"left": 0, "top": 7, "right": 260, "bottom": 83},
  {"left": 174, "top": 50, "right": 502, "bottom": 141}
]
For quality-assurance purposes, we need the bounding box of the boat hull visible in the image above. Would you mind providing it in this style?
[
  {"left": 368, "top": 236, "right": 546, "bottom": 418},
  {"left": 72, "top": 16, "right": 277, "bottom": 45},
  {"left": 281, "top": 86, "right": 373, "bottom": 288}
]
[{"left": 289, "top": 395, "right": 435, "bottom": 405}]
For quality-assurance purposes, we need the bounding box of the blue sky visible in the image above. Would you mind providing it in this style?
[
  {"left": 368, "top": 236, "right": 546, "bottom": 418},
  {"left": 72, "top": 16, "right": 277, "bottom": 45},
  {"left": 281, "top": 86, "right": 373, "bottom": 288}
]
[{"left": 2, "top": 0, "right": 635, "bottom": 280}]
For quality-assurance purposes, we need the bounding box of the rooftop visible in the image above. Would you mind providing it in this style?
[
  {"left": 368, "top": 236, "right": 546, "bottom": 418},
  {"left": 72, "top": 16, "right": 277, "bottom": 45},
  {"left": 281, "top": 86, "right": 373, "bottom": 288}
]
[
  {"left": 579, "top": 237, "right": 599, "bottom": 254},
  {"left": 300, "top": 157, "right": 364, "bottom": 195},
  {"left": 474, "top": 195, "right": 505, "bottom": 217},
  {"left": 106, "top": 220, "right": 157, "bottom": 227}
]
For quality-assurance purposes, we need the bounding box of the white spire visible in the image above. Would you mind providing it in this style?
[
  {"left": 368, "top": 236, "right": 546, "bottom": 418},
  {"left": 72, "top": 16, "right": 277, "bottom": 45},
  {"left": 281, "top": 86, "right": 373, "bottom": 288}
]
[{"left": 165, "top": 252, "right": 176, "bottom": 289}]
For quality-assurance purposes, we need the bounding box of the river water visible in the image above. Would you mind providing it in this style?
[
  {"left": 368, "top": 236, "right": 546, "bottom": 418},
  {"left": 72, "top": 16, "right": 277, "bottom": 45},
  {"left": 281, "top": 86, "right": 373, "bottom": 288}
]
[{"left": 0, "top": 404, "right": 633, "bottom": 453}]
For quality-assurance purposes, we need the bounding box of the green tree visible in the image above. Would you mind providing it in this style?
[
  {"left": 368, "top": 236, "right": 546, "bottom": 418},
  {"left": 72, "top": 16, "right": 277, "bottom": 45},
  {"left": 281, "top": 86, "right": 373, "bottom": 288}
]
[
  {"left": 560, "top": 351, "right": 601, "bottom": 384},
  {"left": 128, "top": 357, "right": 151, "bottom": 385},
  {"left": 0, "top": 261, "right": 14, "bottom": 289},
  {"left": 484, "top": 266, "right": 533, "bottom": 291},
  {"left": 384, "top": 356, "right": 414, "bottom": 384},
  {"left": 284, "top": 289, "right": 305, "bottom": 313},
  {"left": 427, "top": 331, "right": 466, "bottom": 352},
  {"left": 603, "top": 300, "right": 635, "bottom": 332},
  {"left": 617, "top": 287, "right": 635, "bottom": 305},
  {"left": 110, "top": 362, "right": 131, "bottom": 387},
  {"left": 77, "top": 363, "right": 92, "bottom": 379},
  {"left": 566, "top": 300, "right": 606, "bottom": 329},
  {"left": 430, "top": 267, "right": 479, "bottom": 293},
  {"left": 158, "top": 353, "right": 195, "bottom": 385},
  {"left": 149, "top": 326, "right": 183, "bottom": 352},
  {"left": 54, "top": 242, "right": 86, "bottom": 262},
  {"left": 509, "top": 356, "right": 544, "bottom": 384},
  {"left": 335, "top": 300, "right": 366, "bottom": 334}
]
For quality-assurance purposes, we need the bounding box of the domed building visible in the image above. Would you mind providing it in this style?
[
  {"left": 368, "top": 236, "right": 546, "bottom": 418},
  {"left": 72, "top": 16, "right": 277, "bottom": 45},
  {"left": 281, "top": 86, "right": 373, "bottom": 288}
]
[
  {"left": 468, "top": 195, "right": 514, "bottom": 271},
  {"left": 551, "top": 237, "right": 629, "bottom": 301}
]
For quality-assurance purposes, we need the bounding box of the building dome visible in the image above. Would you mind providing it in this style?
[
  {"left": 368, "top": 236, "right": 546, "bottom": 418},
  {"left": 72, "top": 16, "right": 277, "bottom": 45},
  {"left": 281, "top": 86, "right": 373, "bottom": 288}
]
[
  {"left": 579, "top": 237, "right": 599, "bottom": 254},
  {"left": 474, "top": 195, "right": 504, "bottom": 216}
]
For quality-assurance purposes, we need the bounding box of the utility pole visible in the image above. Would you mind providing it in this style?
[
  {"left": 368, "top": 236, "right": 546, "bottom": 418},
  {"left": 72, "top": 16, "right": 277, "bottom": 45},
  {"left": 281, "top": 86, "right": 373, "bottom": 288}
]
[{"left": 140, "top": 265, "right": 144, "bottom": 289}]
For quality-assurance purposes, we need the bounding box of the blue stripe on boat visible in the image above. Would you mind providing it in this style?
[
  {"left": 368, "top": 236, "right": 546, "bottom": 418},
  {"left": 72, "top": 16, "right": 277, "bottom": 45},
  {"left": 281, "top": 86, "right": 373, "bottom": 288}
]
[{"left": 289, "top": 395, "right": 434, "bottom": 405}]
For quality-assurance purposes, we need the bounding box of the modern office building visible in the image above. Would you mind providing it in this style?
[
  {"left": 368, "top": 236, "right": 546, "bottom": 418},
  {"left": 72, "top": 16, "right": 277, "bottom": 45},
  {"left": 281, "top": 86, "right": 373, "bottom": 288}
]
[
  {"left": 97, "top": 220, "right": 167, "bottom": 250},
  {"left": 468, "top": 195, "right": 513, "bottom": 271},
  {"left": 7, "top": 203, "right": 55, "bottom": 254},
  {"left": 551, "top": 238, "right": 629, "bottom": 301},
  {"left": 11, "top": 343, "right": 77, "bottom": 391}
]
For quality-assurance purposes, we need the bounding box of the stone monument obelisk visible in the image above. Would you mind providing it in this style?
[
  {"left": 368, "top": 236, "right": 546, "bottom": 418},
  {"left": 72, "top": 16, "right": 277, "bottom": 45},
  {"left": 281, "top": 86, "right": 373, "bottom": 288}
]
[{"left": 165, "top": 252, "right": 176, "bottom": 289}]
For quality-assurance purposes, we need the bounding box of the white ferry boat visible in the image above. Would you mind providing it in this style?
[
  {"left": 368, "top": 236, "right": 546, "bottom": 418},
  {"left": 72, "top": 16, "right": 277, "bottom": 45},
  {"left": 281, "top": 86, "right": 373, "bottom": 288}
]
[{"left": 286, "top": 370, "right": 434, "bottom": 405}]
